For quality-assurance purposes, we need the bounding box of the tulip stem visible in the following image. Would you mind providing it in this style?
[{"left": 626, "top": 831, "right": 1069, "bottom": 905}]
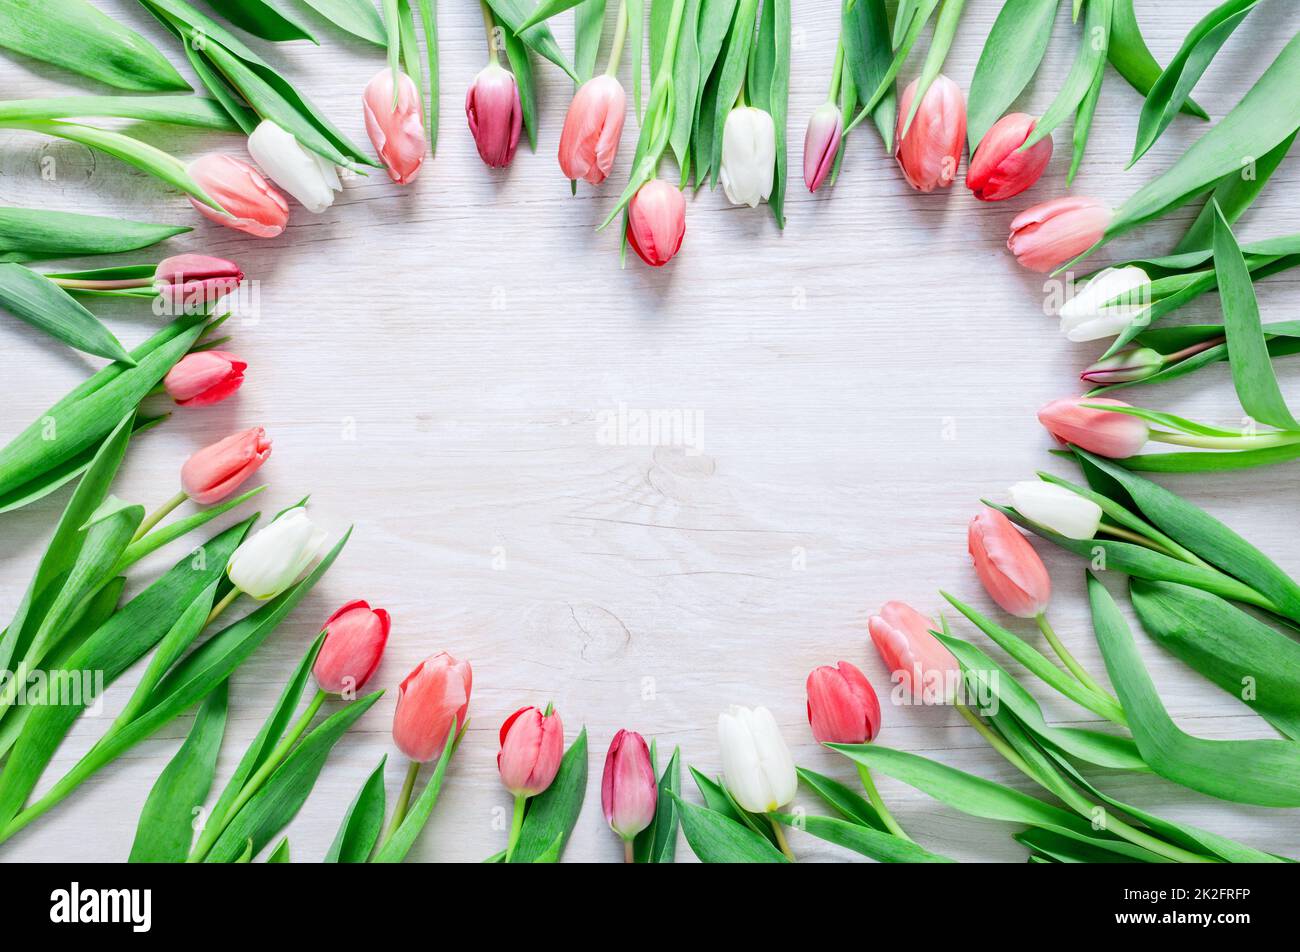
[
  {"left": 205, "top": 587, "right": 242, "bottom": 628},
  {"left": 855, "top": 764, "right": 914, "bottom": 842},
  {"left": 131, "top": 489, "right": 188, "bottom": 543},
  {"left": 956, "top": 703, "right": 1036, "bottom": 776},
  {"left": 1035, "top": 613, "right": 1117, "bottom": 704},
  {"left": 767, "top": 815, "right": 796, "bottom": 860},
  {"left": 827, "top": 35, "right": 844, "bottom": 102},
  {"left": 479, "top": 0, "right": 498, "bottom": 60},
  {"left": 605, "top": 0, "right": 629, "bottom": 78},
  {"left": 378, "top": 759, "right": 421, "bottom": 853},
  {"left": 504, "top": 794, "right": 527, "bottom": 862},
  {"left": 623, "top": 839, "right": 635, "bottom": 863},
  {"left": 1150, "top": 429, "right": 1300, "bottom": 451}
]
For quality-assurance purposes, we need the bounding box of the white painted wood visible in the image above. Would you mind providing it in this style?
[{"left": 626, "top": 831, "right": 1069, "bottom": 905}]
[{"left": 1, "top": 0, "right": 1299, "bottom": 863}]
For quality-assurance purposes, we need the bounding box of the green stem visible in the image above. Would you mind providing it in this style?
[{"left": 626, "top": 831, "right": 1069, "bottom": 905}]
[
  {"left": 827, "top": 34, "right": 845, "bottom": 102},
  {"left": 377, "top": 759, "right": 421, "bottom": 853},
  {"left": 1036, "top": 613, "right": 1117, "bottom": 704},
  {"left": 504, "top": 794, "right": 527, "bottom": 861},
  {"left": 605, "top": 0, "right": 629, "bottom": 77},
  {"left": 956, "top": 703, "right": 1037, "bottom": 776},
  {"left": 131, "top": 489, "right": 187, "bottom": 544},
  {"left": 855, "top": 763, "right": 913, "bottom": 842},
  {"left": 51, "top": 276, "right": 150, "bottom": 291},
  {"left": 767, "top": 814, "right": 795, "bottom": 860},
  {"left": 1151, "top": 430, "right": 1300, "bottom": 451},
  {"left": 479, "top": 0, "right": 498, "bottom": 61},
  {"left": 623, "top": 838, "right": 635, "bottom": 863},
  {"left": 205, "top": 586, "right": 241, "bottom": 628}
]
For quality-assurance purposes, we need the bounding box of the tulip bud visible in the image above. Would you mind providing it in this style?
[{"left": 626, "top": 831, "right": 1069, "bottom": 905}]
[
  {"left": 1058, "top": 266, "right": 1152, "bottom": 342},
  {"left": 1080, "top": 347, "right": 1164, "bottom": 385},
  {"left": 1008, "top": 480, "right": 1102, "bottom": 540},
  {"left": 313, "top": 600, "right": 390, "bottom": 696},
  {"left": 720, "top": 106, "right": 777, "bottom": 207},
  {"left": 226, "top": 506, "right": 328, "bottom": 600},
  {"left": 965, "top": 112, "right": 1052, "bottom": 201},
  {"left": 717, "top": 705, "right": 797, "bottom": 814},
  {"left": 498, "top": 704, "right": 564, "bottom": 797},
  {"left": 805, "top": 661, "right": 881, "bottom": 745},
  {"left": 894, "top": 74, "right": 966, "bottom": 192},
  {"left": 153, "top": 254, "right": 243, "bottom": 312},
  {"left": 180, "top": 426, "right": 270, "bottom": 504},
  {"left": 558, "top": 74, "right": 627, "bottom": 185},
  {"left": 601, "top": 729, "right": 657, "bottom": 840},
  {"left": 867, "top": 601, "right": 959, "bottom": 705},
  {"left": 1007, "top": 196, "right": 1112, "bottom": 272},
  {"left": 188, "top": 153, "right": 289, "bottom": 238},
  {"left": 1037, "top": 396, "right": 1150, "bottom": 458},
  {"left": 466, "top": 62, "right": 523, "bottom": 168},
  {"left": 163, "top": 350, "right": 247, "bottom": 407},
  {"left": 803, "top": 101, "right": 843, "bottom": 193},
  {"left": 363, "top": 68, "right": 427, "bottom": 185},
  {"left": 392, "top": 652, "right": 473, "bottom": 762},
  {"left": 247, "top": 120, "right": 343, "bottom": 214},
  {"left": 968, "top": 506, "right": 1052, "bottom": 618},
  {"left": 627, "top": 179, "right": 686, "bottom": 267}
]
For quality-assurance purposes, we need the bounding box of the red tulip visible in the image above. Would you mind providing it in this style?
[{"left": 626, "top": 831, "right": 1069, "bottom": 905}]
[
  {"left": 803, "top": 101, "right": 843, "bottom": 193},
  {"left": 163, "top": 351, "right": 246, "bottom": 407},
  {"left": 313, "top": 599, "right": 391, "bottom": 695},
  {"left": 894, "top": 75, "right": 966, "bottom": 192},
  {"left": 187, "top": 154, "right": 290, "bottom": 238},
  {"left": 601, "top": 729, "right": 657, "bottom": 841},
  {"left": 391, "top": 652, "right": 473, "bottom": 762},
  {"left": 965, "top": 112, "right": 1052, "bottom": 201},
  {"left": 466, "top": 63, "right": 523, "bottom": 168},
  {"left": 180, "top": 426, "right": 271, "bottom": 505},
  {"left": 968, "top": 507, "right": 1052, "bottom": 618},
  {"left": 1038, "top": 396, "right": 1151, "bottom": 458},
  {"left": 154, "top": 254, "right": 243, "bottom": 310},
  {"left": 627, "top": 179, "right": 686, "bottom": 267},
  {"left": 1007, "top": 196, "right": 1112, "bottom": 272},
  {"left": 558, "top": 75, "right": 626, "bottom": 185},
  {"left": 868, "top": 601, "right": 959, "bottom": 704},
  {"left": 497, "top": 704, "right": 564, "bottom": 797},
  {"left": 805, "top": 661, "right": 881, "bottom": 744},
  {"left": 363, "top": 68, "right": 427, "bottom": 185}
]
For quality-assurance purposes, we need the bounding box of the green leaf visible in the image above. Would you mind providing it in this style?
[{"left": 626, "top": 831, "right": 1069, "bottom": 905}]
[
  {"left": 415, "top": 0, "right": 439, "bottom": 154},
  {"left": 633, "top": 743, "right": 681, "bottom": 862},
  {"left": 1015, "top": 826, "right": 1143, "bottom": 863},
  {"left": 688, "top": 765, "right": 778, "bottom": 845},
  {"left": 747, "top": 0, "right": 788, "bottom": 227},
  {"left": 498, "top": 16, "right": 538, "bottom": 151},
  {"left": 898, "top": 0, "right": 966, "bottom": 139},
  {"left": 129, "top": 681, "right": 228, "bottom": 862},
  {"left": 0, "top": 95, "right": 237, "bottom": 130},
  {"left": 796, "top": 765, "right": 885, "bottom": 830},
  {"left": 1121, "top": 445, "right": 1300, "bottom": 473},
  {"left": 966, "top": 0, "right": 1058, "bottom": 150},
  {"left": 266, "top": 837, "right": 291, "bottom": 862},
  {"left": 628, "top": 0, "right": 644, "bottom": 122},
  {"left": 299, "top": 0, "right": 388, "bottom": 45},
  {"left": 197, "top": 0, "right": 318, "bottom": 42},
  {"left": 840, "top": 0, "right": 894, "bottom": 149},
  {"left": 483, "top": 0, "right": 578, "bottom": 80},
  {"left": 0, "top": 0, "right": 189, "bottom": 92},
  {"left": 574, "top": 0, "right": 606, "bottom": 83},
  {"left": 707, "top": 0, "right": 758, "bottom": 189},
  {"left": 117, "top": 486, "right": 268, "bottom": 573},
  {"left": 846, "top": 0, "right": 938, "bottom": 133},
  {"left": 671, "top": 0, "right": 701, "bottom": 173},
  {"left": 775, "top": 812, "right": 954, "bottom": 862},
  {"left": 1107, "top": 0, "right": 1207, "bottom": 119},
  {"left": 510, "top": 727, "right": 588, "bottom": 862},
  {"left": 1173, "top": 130, "right": 1296, "bottom": 253},
  {"left": 326, "top": 755, "right": 391, "bottom": 863},
  {"left": 671, "top": 793, "right": 787, "bottom": 862},
  {"left": 0, "top": 207, "right": 186, "bottom": 264},
  {"left": 520, "top": 0, "right": 588, "bottom": 31},
  {"left": 371, "top": 724, "right": 460, "bottom": 863},
  {"left": 1022, "top": 0, "right": 1112, "bottom": 151},
  {"left": 0, "top": 264, "right": 132, "bottom": 362}
]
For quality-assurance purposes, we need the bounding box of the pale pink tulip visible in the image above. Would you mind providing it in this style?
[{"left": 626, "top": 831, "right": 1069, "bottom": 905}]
[
  {"left": 805, "top": 661, "right": 881, "bottom": 745},
  {"left": 313, "top": 600, "right": 391, "bottom": 695},
  {"left": 894, "top": 75, "right": 966, "bottom": 192},
  {"left": 968, "top": 507, "right": 1052, "bottom": 618},
  {"left": 966, "top": 112, "right": 1052, "bottom": 201},
  {"left": 163, "top": 351, "right": 246, "bottom": 407},
  {"left": 1038, "top": 396, "right": 1151, "bottom": 458},
  {"left": 627, "top": 179, "right": 685, "bottom": 267},
  {"left": 1007, "top": 196, "right": 1112, "bottom": 271},
  {"left": 466, "top": 63, "right": 523, "bottom": 168},
  {"left": 180, "top": 426, "right": 271, "bottom": 504},
  {"left": 498, "top": 705, "right": 564, "bottom": 797},
  {"left": 803, "top": 101, "right": 843, "bottom": 193},
  {"left": 601, "top": 729, "right": 657, "bottom": 841},
  {"left": 558, "top": 75, "right": 626, "bottom": 185},
  {"left": 868, "top": 601, "right": 959, "bottom": 704},
  {"left": 363, "top": 68, "right": 427, "bottom": 185},
  {"left": 392, "top": 652, "right": 473, "bottom": 762},
  {"left": 187, "top": 154, "right": 289, "bottom": 238}
]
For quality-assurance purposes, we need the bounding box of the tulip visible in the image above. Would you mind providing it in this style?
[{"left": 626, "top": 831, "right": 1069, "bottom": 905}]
[
  {"left": 894, "top": 74, "right": 966, "bottom": 192},
  {"left": 968, "top": 506, "right": 1052, "bottom": 619},
  {"left": 1037, "top": 396, "right": 1150, "bottom": 458},
  {"left": 1007, "top": 196, "right": 1112, "bottom": 272},
  {"left": 627, "top": 179, "right": 686, "bottom": 267},
  {"left": 153, "top": 254, "right": 243, "bottom": 310},
  {"left": 720, "top": 106, "right": 777, "bottom": 207},
  {"left": 498, "top": 704, "right": 564, "bottom": 798},
  {"left": 717, "top": 705, "right": 796, "bottom": 815},
  {"left": 558, "top": 74, "right": 626, "bottom": 185},
  {"left": 1009, "top": 480, "right": 1102, "bottom": 540},
  {"left": 803, "top": 101, "right": 843, "bottom": 193},
  {"left": 805, "top": 661, "right": 880, "bottom": 745},
  {"left": 180, "top": 426, "right": 270, "bottom": 505},
  {"left": 363, "top": 68, "right": 427, "bottom": 185},
  {"left": 226, "top": 505, "right": 328, "bottom": 600},
  {"left": 163, "top": 351, "right": 246, "bottom": 407},
  {"left": 601, "top": 729, "right": 657, "bottom": 851},
  {"left": 187, "top": 153, "right": 289, "bottom": 238},
  {"left": 247, "top": 120, "right": 343, "bottom": 214},
  {"left": 1080, "top": 347, "right": 1165, "bottom": 386},
  {"left": 1058, "top": 266, "right": 1152, "bottom": 342},
  {"left": 313, "top": 599, "right": 391, "bottom": 696},
  {"left": 965, "top": 112, "right": 1052, "bottom": 201},
  {"left": 868, "top": 601, "right": 960, "bottom": 705},
  {"left": 466, "top": 62, "right": 523, "bottom": 169},
  {"left": 392, "top": 652, "right": 473, "bottom": 763}
]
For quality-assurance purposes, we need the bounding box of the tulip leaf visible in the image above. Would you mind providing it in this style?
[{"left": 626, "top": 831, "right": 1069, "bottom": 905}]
[
  {"left": 0, "top": 94, "right": 237, "bottom": 130},
  {"left": 775, "top": 812, "right": 954, "bottom": 863},
  {"left": 266, "top": 838, "right": 291, "bottom": 862},
  {"left": 573, "top": 0, "right": 606, "bottom": 84},
  {"left": 1106, "top": 0, "right": 1207, "bottom": 120},
  {"left": 129, "top": 681, "right": 229, "bottom": 863},
  {"left": 298, "top": 0, "right": 387, "bottom": 45},
  {"left": 0, "top": 207, "right": 186, "bottom": 265},
  {"left": 496, "top": 15, "right": 538, "bottom": 151},
  {"left": 671, "top": 793, "right": 787, "bottom": 862},
  {"left": 844, "top": 0, "right": 937, "bottom": 136},
  {"left": 1173, "top": 130, "right": 1296, "bottom": 254},
  {"left": 706, "top": 0, "right": 758, "bottom": 189},
  {"left": 691, "top": 0, "right": 738, "bottom": 185},
  {"left": 688, "top": 765, "right": 779, "bottom": 846},
  {"left": 371, "top": 722, "right": 461, "bottom": 863},
  {"left": 1131, "top": 579, "right": 1300, "bottom": 741},
  {"left": 652, "top": 0, "right": 700, "bottom": 175},
  {"left": 208, "top": 0, "right": 318, "bottom": 42},
  {"left": 628, "top": 0, "right": 644, "bottom": 123},
  {"left": 509, "top": 727, "right": 588, "bottom": 863},
  {"left": 796, "top": 766, "right": 885, "bottom": 831},
  {"left": 482, "top": 0, "right": 578, "bottom": 80},
  {"left": 0, "top": 263, "right": 133, "bottom": 363},
  {"left": 839, "top": 0, "right": 893, "bottom": 150},
  {"left": 1121, "top": 445, "right": 1300, "bottom": 473},
  {"left": 633, "top": 743, "right": 681, "bottom": 863},
  {"left": 1021, "top": 0, "right": 1112, "bottom": 152},
  {"left": 898, "top": 0, "right": 966, "bottom": 140},
  {"left": 746, "top": 0, "right": 788, "bottom": 227},
  {"left": 1015, "top": 826, "right": 1143, "bottom": 863},
  {"left": 965, "top": 0, "right": 1058, "bottom": 151}
]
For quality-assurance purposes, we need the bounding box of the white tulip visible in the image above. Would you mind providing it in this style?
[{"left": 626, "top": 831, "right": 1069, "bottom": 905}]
[
  {"left": 1058, "top": 266, "right": 1151, "bottom": 342},
  {"left": 227, "top": 507, "right": 329, "bottom": 600},
  {"left": 719, "top": 106, "right": 776, "bottom": 208},
  {"left": 717, "top": 705, "right": 797, "bottom": 813},
  {"left": 1009, "top": 481, "right": 1102, "bottom": 540},
  {"left": 246, "top": 120, "right": 342, "bottom": 214}
]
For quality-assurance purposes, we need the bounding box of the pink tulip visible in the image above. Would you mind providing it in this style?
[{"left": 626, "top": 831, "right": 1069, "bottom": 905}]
[
  {"left": 466, "top": 63, "right": 523, "bottom": 168},
  {"left": 313, "top": 599, "right": 391, "bottom": 695},
  {"left": 558, "top": 75, "right": 626, "bottom": 185},
  {"left": 805, "top": 661, "right": 881, "bottom": 745},
  {"left": 1038, "top": 396, "right": 1151, "bottom": 458},
  {"left": 601, "top": 729, "right": 657, "bottom": 841},
  {"left": 498, "top": 704, "right": 564, "bottom": 797},
  {"left": 803, "top": 101, "right": 842, "bottom": 193},
  {"left": 894, "top": 75, "right": 966, "bottom": 192},
  {"left": 163, "top": 351, "right": 246, "bottom": 407},
  {"left": 363, "top": 68, "right": 427, "bottom": 185},
  {"left": 154, "top": 254, "right": 243, "bottom": 311},
  {"left": 391, "top": 652, "right": 473, "bottom": 762},
  {"left": 1007, "top": 196, "right": 1112, "bottom": 272},
  {"left": 627, "top": 179, "right": 686, "bottom": 267},
  {"left": 187, "top": 154, "right": 290, "bottom": 238},
  {"left": 868, "top": 601, "right": 960, "bottom": 704},
  {"left": 965, "top": 112, "right": 1052, "bottom": 201},
  {"left": 968, "top": 507, "right": 1052, "bottom": 619},
  {"left": 180, "top": 426, "right": 271, "bottom": 505}
]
